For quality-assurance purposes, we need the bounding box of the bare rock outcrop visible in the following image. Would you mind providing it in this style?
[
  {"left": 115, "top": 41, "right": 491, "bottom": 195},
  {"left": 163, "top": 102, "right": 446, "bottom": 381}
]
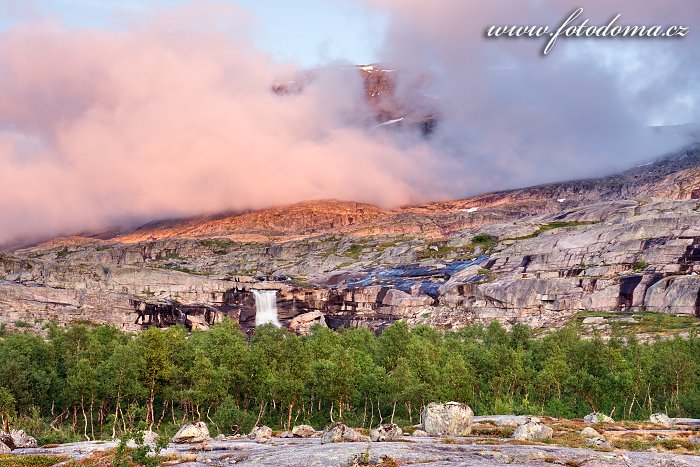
[
  {"left": 421, "top": 402, "right": 473, "bottom": 436},
  {"left": 288, "top": 312, "right": 326, "bottom": 335},
  {"left": 172, "top": 421, "right": 210, "bottom": 443},
  {"left": 291, "top": 424, "right": 318, "bottom": 438},
  {"left": 249, "top": 425, "right": 272, "bottom": 443},
  {"left": 0, "top": 430, "right": 15, "bottom": 450},
  {"left": 370, "top": 423, "right": 403, "bottom": 442},
  {"left": 650, "top": 413, "right": 673, "bottom": 427},
  {"left": 321, "top": 423, "right": 369, "bottom": 444},
  {"left": 10, "top": 429, "right": 37, "bottom": 448},
  {"left": 581, "top": 427, "right": 601, "bottom": 438},
  {"left": 584, "top": 412, "right": 614, "bottom": 424},
  {"left": 512, "top": 418, "right": 553, "bottom": 441}
]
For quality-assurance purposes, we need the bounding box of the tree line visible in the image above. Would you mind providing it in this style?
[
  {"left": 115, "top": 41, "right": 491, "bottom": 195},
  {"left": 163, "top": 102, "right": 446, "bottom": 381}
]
[{"left": 0, "top": 319, "right": 698, "bottom": 443}]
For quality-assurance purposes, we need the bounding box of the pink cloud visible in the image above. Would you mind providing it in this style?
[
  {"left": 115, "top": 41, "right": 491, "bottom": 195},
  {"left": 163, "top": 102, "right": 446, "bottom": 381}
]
[
  {"left": 0, "top": 6, "right": 445, "bottom": 244},
  {"left": 1, "top": 1, "right": 698, "bottom": 244}
]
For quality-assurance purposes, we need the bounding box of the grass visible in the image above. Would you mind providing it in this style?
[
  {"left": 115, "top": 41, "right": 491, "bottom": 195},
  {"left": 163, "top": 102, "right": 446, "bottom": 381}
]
[
  {"left": 56, "top": 247, "right": 71, "bottom": 259},
  {"left": 69, "top": 447, "right": 177, "bottom": 467},
  {"left": 159, "top": 265, "right": 204, "bottom": 275},
  {"left": 611, "top": 438, "right": 699, "bottom": 453},
  {"left": 289, "top": 277, "right": 312, "bottom": 288},
  {"left": 159, "top": 252, "right": 183, "bottom": 261},
  {"left": 471, "top": 233, "right": 498, "bottom": 251},
  {"left": 0, "top": 455, "right": 69, "bottom": 467},
  {"left": 415, "top": 239, "right": 477, "bottom": 261},
  {"left": 416, "top": 242, "right": 457, "bottom": 260},
  {"left": 471, "top": 425, "right": 515, "bottom": 438},
  {"left": 322, "top": 246, "right": 339, "bottom": 259},
  {"left": 377, "top": 235, "right": 414, "bottom": 251},
  {"left": 632, "top": 259, "right": 648, "bottom": 272},
  {"left": 228, "top": 269, "right": 258, "bottom": 276},
  {"left": 509, "top": 221, "right": 598, "bottom": 240},
  {"left": 574, "top": 311, "right": 700, "bottom": 337},
  {"left": 343, "top": 242, "right": 369, "bottom": 260},
  {"left": 200, "top": 239, "right": 234, "bottom": 255}
]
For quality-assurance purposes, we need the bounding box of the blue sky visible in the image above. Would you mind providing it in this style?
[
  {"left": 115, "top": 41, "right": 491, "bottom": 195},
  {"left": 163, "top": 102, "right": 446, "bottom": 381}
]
[{"left": 0, "top": 0, "right": 385, "bottom": 67}]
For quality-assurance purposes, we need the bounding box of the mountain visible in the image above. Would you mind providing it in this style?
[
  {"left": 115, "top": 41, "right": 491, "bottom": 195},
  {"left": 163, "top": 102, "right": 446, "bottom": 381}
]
[
  {"left": 21, "top": 144, "right": 700, "bottom": 246},
  {"left": 2, "top": 144, "right": 700, "bottom": 336}
]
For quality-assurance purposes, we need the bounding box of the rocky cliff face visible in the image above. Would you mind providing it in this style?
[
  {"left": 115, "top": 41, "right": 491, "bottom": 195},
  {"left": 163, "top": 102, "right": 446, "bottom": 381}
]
[
  {"left": 2, "top": 147, "right": 700, "bottom": 334},
  {"left": 272, "top": 64, "right": 438, "bottom": 134}
]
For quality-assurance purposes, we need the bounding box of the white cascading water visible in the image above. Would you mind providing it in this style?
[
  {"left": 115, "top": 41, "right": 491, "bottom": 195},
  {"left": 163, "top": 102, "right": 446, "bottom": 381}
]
[{"left": 252, "top": 289, "right": 281, "bottom": 327}]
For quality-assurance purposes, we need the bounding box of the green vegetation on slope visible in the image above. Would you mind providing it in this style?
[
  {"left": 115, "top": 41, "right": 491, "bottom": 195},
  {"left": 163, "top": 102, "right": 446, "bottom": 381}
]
[
  {"left": 199, "top": 239, "right": 234, "bottom": 255},
  {"left": 575, "top": 311, "right": 700, "bottom": 337},
  {"left": 1, "top": 319, "right": 700, "bottom": 444},
  {"left": 471, "top": 233, "right": 498, "bottom": 251},
  {"left": 510, "top": 221, "right": 599, "bottom": 240}
]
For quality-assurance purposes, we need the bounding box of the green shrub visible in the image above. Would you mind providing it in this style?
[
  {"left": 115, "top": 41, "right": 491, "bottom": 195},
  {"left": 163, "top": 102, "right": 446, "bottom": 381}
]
[{"left": 471, "top": 233, "right": 497, "bottom": 250}]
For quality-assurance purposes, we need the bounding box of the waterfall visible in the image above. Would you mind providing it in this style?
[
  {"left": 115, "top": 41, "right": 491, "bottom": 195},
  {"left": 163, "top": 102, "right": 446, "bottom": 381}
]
[{"left": 252, "top": 289, "right": 281, "bottom": 327}]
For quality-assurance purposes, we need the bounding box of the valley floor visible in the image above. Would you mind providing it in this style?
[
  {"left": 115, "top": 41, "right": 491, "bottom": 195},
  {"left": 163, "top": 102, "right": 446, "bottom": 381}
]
[{"left": 9, "top": 431, "right": 700, "bottom": 467}]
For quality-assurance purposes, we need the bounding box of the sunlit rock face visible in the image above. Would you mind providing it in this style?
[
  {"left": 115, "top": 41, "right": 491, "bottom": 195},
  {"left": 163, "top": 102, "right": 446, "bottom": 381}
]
[{"left": 3, "top": 147, "right": 700, "bottom": 335}]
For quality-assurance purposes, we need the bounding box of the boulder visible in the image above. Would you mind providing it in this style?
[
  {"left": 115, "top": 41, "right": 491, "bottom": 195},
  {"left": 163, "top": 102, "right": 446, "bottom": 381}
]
[
  {"left": 139, "top": 430, "right": 159, "bottom": 445},
  {"left": 512, "top": 420, "right": 554, "bottom": 441},
  {"left": 650, "top": 413, "right": 673, "bottom": 427},
  {"left": 473, "top": 415, "right": 529, "bottom": 427},
  {"left": 321, "top": 423, "right": 369, "bottom": 444},
  {"left": 588, "top": 437, "right": 612, "bottom": 448},
  {"left": 0, "top": 430, "right": 15, "bottom": 450},
  {"left": 10, "top": 429, "right": 37, "bottom": 448},
  {"left": 583, "top": 412, "right": 614, "bottom": 424},
  {"left": 279, "top": 431, "right": 293, "bottom": 438},
  {"left": 0, "top": 441, "right": 10, "bottom": 454},
  {"left": 580, "top": 427, "right": 601, "bottom": 438},
  {"left": 369, "top": 423, "right": 403, "bottom": 442},
  {"left": 172, "top": 421, "right": 210, "bottom": 443},
  {"left": 292, "top": 424, "right": 318, "bottom": 438},
  {"left": 248, "top": 425, "right": 272, "bottom": 443},
  {"left": 412, "top": 429, "right": 429, "bottom": 437},
  {"left": 421, "top": 402, "right": 473, "bottom": 436},
  {"left": 288, "top": 312, "right": 326, "bottom": 335}
]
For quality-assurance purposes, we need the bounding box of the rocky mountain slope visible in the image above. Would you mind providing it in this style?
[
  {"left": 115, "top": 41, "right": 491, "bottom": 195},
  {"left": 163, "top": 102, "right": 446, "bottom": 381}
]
[{"left": 2, "top": 146, "right": 700, "bottom": 335}]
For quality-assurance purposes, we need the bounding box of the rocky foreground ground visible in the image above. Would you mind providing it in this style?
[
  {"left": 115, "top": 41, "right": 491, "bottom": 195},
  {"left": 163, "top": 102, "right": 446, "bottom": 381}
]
[
  {"left": 9, "top": 430, "right": 700, "bottom": 467},
  {"left": 7, "top": 409, "right": 700, "bottom": 466}
]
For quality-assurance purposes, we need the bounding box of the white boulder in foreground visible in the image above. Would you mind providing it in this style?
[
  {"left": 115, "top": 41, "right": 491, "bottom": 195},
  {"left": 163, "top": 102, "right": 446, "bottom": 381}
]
[
  {"left": 292, "top": 424, "right": 318, "bottom": 438},
  {"left": 172, "top": 421, "right": 210, "bottom": 443},
  {"left": 512, "top": 417, "right": 553, "bottom": 441},
  {"left": 249, "top": 425, "right": 272, "bottom": 444},
  {"left": 370, "top": 423, "right": 403, "bottom": 442},
  {"left": 421, "top": 402, "right": 474, "bottom": 436},
  {"left": 10, "top": 429, "right": 38, "bottom": 448},
  {"left": 321, "top": 423, "right": 369, "bottom": 444}
]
